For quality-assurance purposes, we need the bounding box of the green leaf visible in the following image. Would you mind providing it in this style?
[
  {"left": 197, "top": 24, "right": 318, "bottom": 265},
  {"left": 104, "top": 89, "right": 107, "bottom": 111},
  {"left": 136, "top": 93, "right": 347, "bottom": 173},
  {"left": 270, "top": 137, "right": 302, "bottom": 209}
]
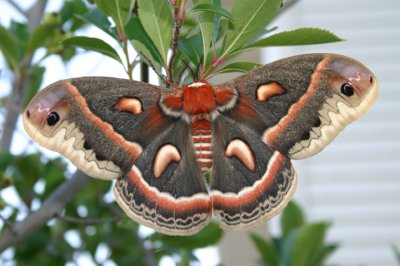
[
  {"left": 224, "top": 0, "right": 282, "bottom": 56},
  {"left": 309, "top": 243, "right": 338, "bottom": 266},
  {"left": 250, "top": 233, "right": 280, "bottom": 266},
  {"left": 211, "top": 0, "right": 222, "bottom": 46},
  {"left": 23, "top": 66, "right": 45, "bottom": 107},
  {"left": 280, "top": 229, "right": 299, "bottom": 266},
  {"left": 151, "top": 221, "right": 223, "bottom": 249},
  {"left": 137, "top": 0, "right": 173, "bottom": 65},
  {"left": 249, "top": 28, "right": 344, "bottom": 48},
  {"left": 0, "top": 152, "right": 13, "bottom": 172},
  {"left": 9, "top": 20, "right": 29, "bottom": 61},
  {"left": 62, "top": 36, "right": 123, "bottom": 64},
  {"left": 12, "top": 154, "right": 44, "bottom": 206},
  {"left": 291, "top": 222, "right": 330, "bottom": 266},
  {"left": 392, "top": 245, "right": 400, "bottom": 263},
  {"left": 27, "top": 24, "right": 57, "bottom": 55},
  {"left": 41, "top": 158, "right": 67, "bottom": 199},
  {"left": 192, "top": 3, "right": 234, "bottom": 21},
  {"left": 0, "top": 25, "right": 20, "bottom": 71},
  {"left": 94, "top": 0, "right": 136, "bottom": 32},
  {"left": 78, "top": 7, "right": 118, "bottom": 40},
  {"left": 281, "top": 201, "right": 305, "bottom": 237},
  {"left": 178, "top": 34, "right": 204, "bottom": 67},
  {"left": 192, "top": 0, "right": 215, "bottom": 68},
  {"left": 212, "top": 61, "right": 261, "bottom": 76},
  {"left": 60, "top": 0, "right": 88, "bottom": 24},
  {"left": 125, "top": 16, "right": 163, "bottom": 66}
]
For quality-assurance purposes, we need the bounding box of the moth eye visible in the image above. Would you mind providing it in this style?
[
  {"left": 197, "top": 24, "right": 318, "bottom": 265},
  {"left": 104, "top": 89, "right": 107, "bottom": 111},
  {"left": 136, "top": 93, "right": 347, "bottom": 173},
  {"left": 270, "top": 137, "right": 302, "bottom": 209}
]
[
  {"left": 341, "top": 83, "right": 354, "bottom": 96},
  {"left": 47, "top": 112, "right": 60, "bottom": 126}
]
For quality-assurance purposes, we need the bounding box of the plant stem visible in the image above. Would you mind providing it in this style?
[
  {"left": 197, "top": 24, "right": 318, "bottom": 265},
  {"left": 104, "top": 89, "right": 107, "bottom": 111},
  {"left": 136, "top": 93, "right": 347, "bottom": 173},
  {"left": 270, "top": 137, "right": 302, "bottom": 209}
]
[{"left": 167, "top": 0, "right": 185, "bottom": 83}]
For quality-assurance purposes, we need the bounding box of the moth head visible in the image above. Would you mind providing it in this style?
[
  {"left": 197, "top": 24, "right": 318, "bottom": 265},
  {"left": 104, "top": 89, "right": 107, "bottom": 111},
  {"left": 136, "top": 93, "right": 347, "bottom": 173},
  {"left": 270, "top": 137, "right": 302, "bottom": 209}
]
[
  {"left": 325, "top": 55, "right": 378, "bottom": 117},
  {"left": 23, "top": 82, "right": 72, "bottom": 141}
]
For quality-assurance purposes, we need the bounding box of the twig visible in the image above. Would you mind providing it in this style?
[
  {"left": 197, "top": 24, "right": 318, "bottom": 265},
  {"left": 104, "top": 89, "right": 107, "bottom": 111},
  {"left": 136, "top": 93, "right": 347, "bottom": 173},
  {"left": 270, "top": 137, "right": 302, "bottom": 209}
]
[
  {"left": 0, "top": 170, "right": 92, "bottom": 253},
  {"left": 0, "top": 214, "right": 17, "bottom": 235},
  {"left": 167, "top": 0, "right": 185, "bottom": 84},
  {"left": 5, "top": 0, "right": 27, "bottom": 17}
]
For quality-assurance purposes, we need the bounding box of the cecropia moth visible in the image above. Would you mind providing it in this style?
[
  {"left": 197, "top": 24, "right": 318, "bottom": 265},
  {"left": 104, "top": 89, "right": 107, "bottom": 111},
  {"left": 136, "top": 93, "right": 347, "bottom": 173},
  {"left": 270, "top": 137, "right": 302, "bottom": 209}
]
[{"left": 23, "top": 54, "right": 378, "bottom": 235}]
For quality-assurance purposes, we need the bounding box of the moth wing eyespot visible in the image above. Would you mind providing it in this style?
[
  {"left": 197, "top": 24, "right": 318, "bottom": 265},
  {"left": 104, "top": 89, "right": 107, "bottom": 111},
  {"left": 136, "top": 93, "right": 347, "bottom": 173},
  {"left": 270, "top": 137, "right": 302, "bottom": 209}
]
[
  {"left": 340, "top": 83, "right": 354, "bottom": 96},
  {"left": 47, "top": 112, "right": 60, "bottom": 126}
]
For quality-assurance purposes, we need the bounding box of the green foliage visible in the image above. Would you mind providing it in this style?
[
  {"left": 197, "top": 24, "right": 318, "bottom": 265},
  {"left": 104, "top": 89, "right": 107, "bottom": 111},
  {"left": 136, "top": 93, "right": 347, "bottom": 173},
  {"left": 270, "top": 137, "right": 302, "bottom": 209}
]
[
  {"left": 63, "top": 36, "right": 123, "bottom": 64},
  {"left": 137, "top": 0, "right": 173, "bottom": 65},
  {"left": 393, "top": 245, "right": 400, "bottom": 265},
  {"left": 249, "top": 28, "right": 343, "bottom": 48},
  {"left": 225, "top": 0, "right": 282, "bottom": 55},
  {"left": 0, "top": 24, "right": 20, "bottom": 71},
  {"left": 250, "top": 201, "right": 338, "bottom": 266},
  {"left": 125, "top": 16, "right": 164, "bottom": 67},
  {"left": 61, "top": 0, "right": 343, "bottom": 82}
]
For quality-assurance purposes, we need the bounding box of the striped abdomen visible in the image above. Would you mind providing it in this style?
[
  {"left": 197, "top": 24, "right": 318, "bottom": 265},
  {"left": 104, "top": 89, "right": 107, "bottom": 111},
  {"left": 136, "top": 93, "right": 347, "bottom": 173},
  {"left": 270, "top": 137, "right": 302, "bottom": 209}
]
[{"left": 192, "top": 119, "right": 213, "bottom": 173}]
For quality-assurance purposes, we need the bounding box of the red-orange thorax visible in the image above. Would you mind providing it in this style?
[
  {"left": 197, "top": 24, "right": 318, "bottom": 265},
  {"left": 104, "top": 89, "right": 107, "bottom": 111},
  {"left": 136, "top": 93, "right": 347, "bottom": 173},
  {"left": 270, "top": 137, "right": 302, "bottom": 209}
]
[{"left": 183, "top": 83, "right": 216, "bottom": 115}]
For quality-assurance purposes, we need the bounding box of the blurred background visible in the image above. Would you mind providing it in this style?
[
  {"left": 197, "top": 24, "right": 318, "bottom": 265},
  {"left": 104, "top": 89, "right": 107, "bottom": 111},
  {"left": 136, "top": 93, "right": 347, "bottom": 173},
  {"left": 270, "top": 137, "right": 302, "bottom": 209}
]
[{"left": 0, "top": 0, "right": 399, "bottom": 265}]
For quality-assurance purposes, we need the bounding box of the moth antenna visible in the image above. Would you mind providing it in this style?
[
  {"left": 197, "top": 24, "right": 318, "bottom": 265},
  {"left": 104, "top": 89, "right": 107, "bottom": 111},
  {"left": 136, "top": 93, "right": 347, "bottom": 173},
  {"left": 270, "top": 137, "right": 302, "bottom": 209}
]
[
  {"left": 139, "top": 52, "right": 167, "bottom": 80},
  {"left": 182, "top": 60, "right": 197, "bottom": 82}
]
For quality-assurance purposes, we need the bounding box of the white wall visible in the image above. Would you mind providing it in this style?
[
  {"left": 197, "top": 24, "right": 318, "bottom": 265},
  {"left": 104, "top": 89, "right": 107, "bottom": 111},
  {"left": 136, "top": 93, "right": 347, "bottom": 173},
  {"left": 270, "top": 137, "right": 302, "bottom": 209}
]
[{"left": 265, "top": 1, "right": 400, "bottom": 265}]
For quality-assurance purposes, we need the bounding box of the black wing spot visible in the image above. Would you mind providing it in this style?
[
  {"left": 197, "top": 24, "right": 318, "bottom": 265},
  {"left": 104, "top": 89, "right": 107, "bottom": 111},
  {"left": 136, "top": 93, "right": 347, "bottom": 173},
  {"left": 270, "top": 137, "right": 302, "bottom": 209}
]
[
  {"left": 83, "top": 141, "right": 92, "bottom": 150},
  {"left": 302, "top": 131, "right": 310, "bottom": 140},
  {"left": 47, "top": 112, "right": 60, "bottom": 126},
  {"left": 341, "top": 83, "right": 354, "bottom": 96},
  {"left": 314, "top": 118, "right": 321, "bottom": 127}
]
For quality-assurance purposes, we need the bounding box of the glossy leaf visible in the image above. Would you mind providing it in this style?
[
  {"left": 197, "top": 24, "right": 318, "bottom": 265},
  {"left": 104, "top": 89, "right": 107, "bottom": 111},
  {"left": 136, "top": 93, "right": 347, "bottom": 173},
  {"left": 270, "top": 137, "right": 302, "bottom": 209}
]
[
  {"left": 211, "top": 0, "right": 222, "bottom": 47},
  {"left": 212, "top": 61, "right": 261, "bottom": 76},
  {"left": 137, "top": 0, "right": 173, "bottom": 65},
  {"left": 192, "top": 0, "right": 215, "bottom": 68},
  {"left": 178, "top": 34, "right": 204, "bottom": 68},
  {"left": 224, "top": 0, "right": 282, "bottom": 56},
  {"left": 281, "top": 201, "right": 305, "bottom": 237},
  {"left": 249, "top": 28, "right": 343, "bottom": 48},
  {"left": 63, "top": 36, "right": 123, "bottom": 64},
  {"left": 250, "top": 233, "right": 280, "bottom": 266},
  {"left": 94, "top": 0, "right": 136, "bottom": 32},
  {"left": 291, "top": 222, "right": 330, "bottom": 266},
  {"left": 78, "top": 7, "right": 118, "bottom": 40},
  {"left": 0, "top": 25, "right": 20, "bottom": 71},
  {"left": 125, "top": 16, "right": 163, "bottom": 66},
  {"left": 192, "top": 3, "right": 234, "bottom": 21}
]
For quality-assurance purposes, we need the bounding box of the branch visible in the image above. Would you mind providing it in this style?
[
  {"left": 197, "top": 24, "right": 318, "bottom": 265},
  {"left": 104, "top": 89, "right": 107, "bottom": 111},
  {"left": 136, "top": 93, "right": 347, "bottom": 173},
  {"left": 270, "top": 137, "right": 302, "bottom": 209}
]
[
  {"left": 0, "top": 0, "right": 48, "bottom": 152},
  {"left": 0, "top": 170, "right": 92, "bottom": 253},
  {"left": 5, "top": 0, "right": 27, "bottom": 17}
]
